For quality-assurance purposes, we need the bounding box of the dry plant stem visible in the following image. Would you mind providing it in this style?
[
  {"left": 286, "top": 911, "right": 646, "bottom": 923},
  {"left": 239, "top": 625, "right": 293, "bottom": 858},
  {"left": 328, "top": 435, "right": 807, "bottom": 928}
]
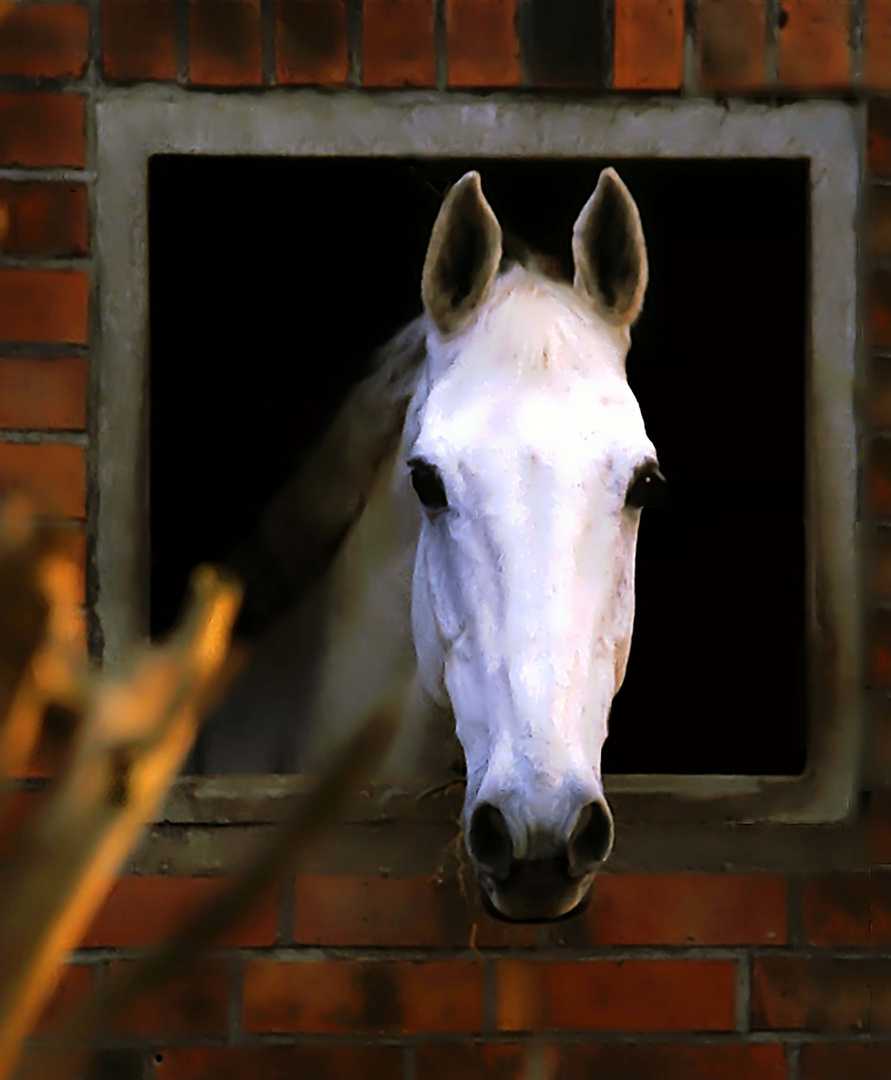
[{"left": 0, "top": 568, "right": 242, "bottom": 1080}]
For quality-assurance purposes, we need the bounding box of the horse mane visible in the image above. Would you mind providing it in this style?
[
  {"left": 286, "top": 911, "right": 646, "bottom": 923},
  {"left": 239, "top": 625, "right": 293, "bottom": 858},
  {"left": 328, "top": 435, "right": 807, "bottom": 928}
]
[{"left": 226, "top": 318, "right": 428, "bottom": 633}]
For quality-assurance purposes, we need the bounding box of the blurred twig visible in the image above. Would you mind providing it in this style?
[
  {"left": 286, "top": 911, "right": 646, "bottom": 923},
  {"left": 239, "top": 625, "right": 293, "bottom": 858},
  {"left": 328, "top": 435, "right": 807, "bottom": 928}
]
[{"left": 0, "top": 565, "right": 242, "bottom": 1080}]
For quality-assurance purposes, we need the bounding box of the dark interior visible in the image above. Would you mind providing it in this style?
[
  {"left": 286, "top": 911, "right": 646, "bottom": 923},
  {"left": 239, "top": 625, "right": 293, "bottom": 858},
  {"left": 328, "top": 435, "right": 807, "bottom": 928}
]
[{"left": 149, "top": 155, "right": 808, "bottom": 776}]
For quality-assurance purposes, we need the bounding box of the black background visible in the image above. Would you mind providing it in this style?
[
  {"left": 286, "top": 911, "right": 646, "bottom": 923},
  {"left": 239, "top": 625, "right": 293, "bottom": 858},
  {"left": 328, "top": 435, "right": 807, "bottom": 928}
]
[{"left": 149, "top": 155, "right": 808, "bottom": 776}]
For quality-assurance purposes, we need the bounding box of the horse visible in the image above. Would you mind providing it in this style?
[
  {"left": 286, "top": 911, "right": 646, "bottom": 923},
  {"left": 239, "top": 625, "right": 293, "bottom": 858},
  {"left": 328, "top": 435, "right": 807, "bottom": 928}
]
[{"left": 194, "top": 168, "right": 665, "bottom": 922}]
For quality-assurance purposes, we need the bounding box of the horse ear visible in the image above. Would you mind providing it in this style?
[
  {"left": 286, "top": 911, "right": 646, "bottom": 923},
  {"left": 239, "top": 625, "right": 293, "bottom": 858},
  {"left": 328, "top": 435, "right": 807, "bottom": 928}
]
[
  {"left": 422, "top": 171, "right": 503, "bottom": 335},
  {"left": 572, "top": 168, "right": 648, "bottom": 328}
]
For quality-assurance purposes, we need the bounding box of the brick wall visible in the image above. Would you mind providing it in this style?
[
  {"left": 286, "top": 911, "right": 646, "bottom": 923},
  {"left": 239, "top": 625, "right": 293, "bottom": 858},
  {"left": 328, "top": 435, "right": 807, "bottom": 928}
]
[{"left": 1, "top": 1, "right": 891, "bottom": 1078}]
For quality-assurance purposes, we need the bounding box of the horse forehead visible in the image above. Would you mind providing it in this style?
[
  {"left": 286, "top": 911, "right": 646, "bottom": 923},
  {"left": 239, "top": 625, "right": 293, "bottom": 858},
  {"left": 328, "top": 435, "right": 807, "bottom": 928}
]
[{"left": 422, "top": 375, "right": 649, "bottom": 471}]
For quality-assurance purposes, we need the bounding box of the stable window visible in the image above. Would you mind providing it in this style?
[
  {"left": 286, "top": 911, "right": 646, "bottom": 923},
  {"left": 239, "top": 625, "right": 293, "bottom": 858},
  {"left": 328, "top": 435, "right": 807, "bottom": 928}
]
[{"left": 95, "top": 92, "right": 861, "bottom": 824}]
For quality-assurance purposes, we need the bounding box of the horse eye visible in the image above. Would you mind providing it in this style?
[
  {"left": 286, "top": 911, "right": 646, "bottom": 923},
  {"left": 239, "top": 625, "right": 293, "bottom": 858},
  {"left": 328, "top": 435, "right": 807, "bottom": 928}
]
[
  {"left": 626, "top": 464, "right": 668, "bottom": 509},
  {"left": 409, "top": 460, "right": 448, "bottom": 511}
]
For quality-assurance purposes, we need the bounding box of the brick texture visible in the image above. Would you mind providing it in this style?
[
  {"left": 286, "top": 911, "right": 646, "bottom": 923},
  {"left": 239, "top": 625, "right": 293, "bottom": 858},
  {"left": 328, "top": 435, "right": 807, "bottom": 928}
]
[
  {"left": 103, "top": 0, "right": 177, "bottom": 82},
  {"left": 872, "top": 439, "right": 891, "bottom": 522},
  {"left": 34, "top": 964, "right": 92, "bottom": 1035},
  {"left": 875, "top": 271, "right": 891, "bottom": 351},
  {"left": 872, "top": 609, "right": 891, "bottom": 687},
  {"left": 613, "top": 0, "right": 684, "bottom": 90},
  {"left": 362, "top": 0, "right": 435, "bottom": 87},
  {"left": 553, "top": 873, "right": 787, "bottom": 947},
  {"left": 190, "top": 0, "right": 262, "bottom": 85},
  {"left": 698, "top": 0, "right": 768, "bottom": 91},
  {"left": 544, "top": 1042, "right": 789, "bottom": 1080},
  {"left": 0, "top": 2, "right": 88, "bottom": 78},
  {"left": 153, "top": 1045, "right": 404, "bottom": 1080},
  {"left": 801, "top": 1042, "right": 891, "bottom": 1080},
  {"left": 865, "top": 0, "right": 891, "bottom": 91},
  {"left": 446, "top": 0, "right": 521, "bottom": 88},
  {"left": 525, "top": 0, "right": 605, "bottom": 88},
  {"left": 416, "top": 1044, "right": 526, "bottom": 1080},
  {"left": 871, "top": 100, "right": 891, "bottom": 174},
  {"left": 873, "top": 527, "right": 891, "bottom": 600},
  {"left": 81, "top": 876, "right": 278, "bottom": 948},
  {"left": 751, "top": 956, "right": 891, "bottom": 1031},
  {"left": 275, "top": 0, "right": 349, "bottom": 85},
  {"left": 0, "top": 789, "right": 48, "bottom": 859},
  {"left": 872, "top": 367, "right": 891, "bottom": 442},
  {"left": 0, "top": 358, "right": 86, "bottom": 430},
  {"left": 294, "top": 874, "right": 535, "bottom": 948},
  {"left": 0, "top": 181, "right": 87, "bottom": 258},
  {"left": 0, "top": 93, "right": 84, "bottom": 168},
  {"left": 496, "top": 960, "right": 737, "bottom": 1032},
  {"left": 109, "top": 959, "right": 229, "bottom": 1037},
  {"left": 0, "top": 443, "right": 85, "bottom": 518},
  {"left": 803, "top": 873, "right": 891, "bottom": 946},
  {"left": 0, "top": 269, "right": 88, "bottom": 345},
  {"left": 243, "top": 959, "right": 484, "bottom": 1034},
  {"left": 870, "top": 184, "right": 891, "bottom": 261},
  {"left": 778, "top": 0, "right": 852, "bottom": 89}
]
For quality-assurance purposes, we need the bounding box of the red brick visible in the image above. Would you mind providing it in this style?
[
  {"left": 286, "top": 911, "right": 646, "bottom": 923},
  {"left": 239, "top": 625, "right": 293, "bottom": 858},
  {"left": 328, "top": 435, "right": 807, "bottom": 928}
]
[
  {"left": 363, "top": 0, "right": 435, "bottom": 87},
  {"left": 153, "top": 1045, "right": 404, "bottom": 1080},
  {"left": 0, "top": 269, "right": 88, "bottom": 345},
  {"left": 416, "top": 1044, "right": 526, "bottom": 1080},
  {"left": 614, "top": 0, "right": 684, "bottom": 90},
  {"left": 871, "top": 184, "right": 891, "bottom": 262},
  {"left": 870, "top": 440, "right": 891, "bottom": 521},
  {"left": 33, "top": 963, "right": 92, "bottom": 1035},
  {"left": 243, "top": 959, "right": 484, "bottom": 1034},
  {"left": 446, "top": 0, "right": 520, "bottom": 88},
  {"left": 190, "top": 0, "right": 262, "bottom": 85},
  {"left": 803, "top": 873, "right": 872, "bottom": 946},
  {"left": 551, "top": 873, "right": 787, "bottom": 947},
  {"left": 275, "top": 0, "right": 349, "bottom": 85},
  {"left": 751, "top": 956, "right": 889, "bottom": 1031},
  {"left": 869, "top": 688, "right": 891, "bottom": 786},
  {"left": 867, "top": 790, "right": 891, "bottom": 864},
  {"left": 875, "top": 614, "right": 891, "bottom": 686},
  {"left": 0, "top": 789, "right": 48, "bottom": 858},
  {"left": 698, "top": 0, "right": 768, "bottom": 91},
  {"left": 293, "top": 874, "right": 535, "bottom": 948},
  {"left": 103, "top": 0, "right": 177, "bottom": 82},
  {"left": 0, "top": 181, "right": 87, "bottom": 258},
  {"left": 871, "top": 100, "right": 891, "bottom": 175},
  {"left": 865, "top": 0, "right": 891, "bottom": 91},
  {"left": 0, "top": 358, "right": 86, "bottom": 430},
  {"left": 875, "top": 269, "right": 891, "bottom": 349},
  {"left": 109, "top": 958, "right": 228, "bottom": 1037},
  {"left": 801, "top": 1042, "right": 891, "bottom": 1080},
  {"left": 0, "top": 2, "right": 88, "bottom": 78},
  {"left": 870, "top": 872, "right": 891, "bottom": 944},
  {"left": 872, "top": 528, "right": 891, "bottom": 602},
  {"left": 544, "top": 1042, "right": 788, "bottom": 1080},
  {"left": 496, "top": 960, "right": 737, "bottom": 1032},
  {"left": 0, "top": 93, "right": 84, "bottom": 167},
  {"left": 778, "top": 0, "right": 852, "bottom": 89},
  {"left": 0, "top": 443, "right": 85, "bottom": 518},
  {"left": 81, "top": 876, "right": 278, "bottom": 948}
]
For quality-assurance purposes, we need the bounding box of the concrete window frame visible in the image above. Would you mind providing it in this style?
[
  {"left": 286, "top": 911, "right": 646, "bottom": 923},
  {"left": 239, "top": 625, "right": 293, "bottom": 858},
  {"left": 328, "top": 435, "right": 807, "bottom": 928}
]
[{"left": 94, "top": 87, "right": 863, "bottom": 826}]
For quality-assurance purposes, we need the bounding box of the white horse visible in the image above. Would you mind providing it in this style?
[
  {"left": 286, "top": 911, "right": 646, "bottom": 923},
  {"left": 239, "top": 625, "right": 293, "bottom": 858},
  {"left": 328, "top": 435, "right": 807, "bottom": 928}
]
[{"left": 197, "top": 168, "right": 665, "bottom": 921}]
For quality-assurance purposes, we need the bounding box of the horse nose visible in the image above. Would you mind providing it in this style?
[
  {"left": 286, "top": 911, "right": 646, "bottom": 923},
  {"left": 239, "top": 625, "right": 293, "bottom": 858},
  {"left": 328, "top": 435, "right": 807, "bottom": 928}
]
[
  {"left": 566, "top": 798, "right": 615, "bottom": 874},
  {"left": 468, "top": 802, "right": 515, "bottom": 881},
  {"left": 467, "top": 797, "right": 614, "bottom": 921}
]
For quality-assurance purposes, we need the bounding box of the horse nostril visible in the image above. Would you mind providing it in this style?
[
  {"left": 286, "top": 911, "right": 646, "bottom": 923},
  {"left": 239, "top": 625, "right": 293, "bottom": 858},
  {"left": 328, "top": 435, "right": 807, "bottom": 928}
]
[
  {"left": 566, "top": 799, "right": 614, "bottom": 876},
  {"left": 469, "top": 803, "right": 514, "bottom": 881}
]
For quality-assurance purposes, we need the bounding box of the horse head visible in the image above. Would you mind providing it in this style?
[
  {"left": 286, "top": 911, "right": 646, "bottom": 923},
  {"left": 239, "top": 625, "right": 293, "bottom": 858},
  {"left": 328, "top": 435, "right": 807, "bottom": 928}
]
[{"left": 406, "top": 170, "right": 664, "bottom": 921}]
